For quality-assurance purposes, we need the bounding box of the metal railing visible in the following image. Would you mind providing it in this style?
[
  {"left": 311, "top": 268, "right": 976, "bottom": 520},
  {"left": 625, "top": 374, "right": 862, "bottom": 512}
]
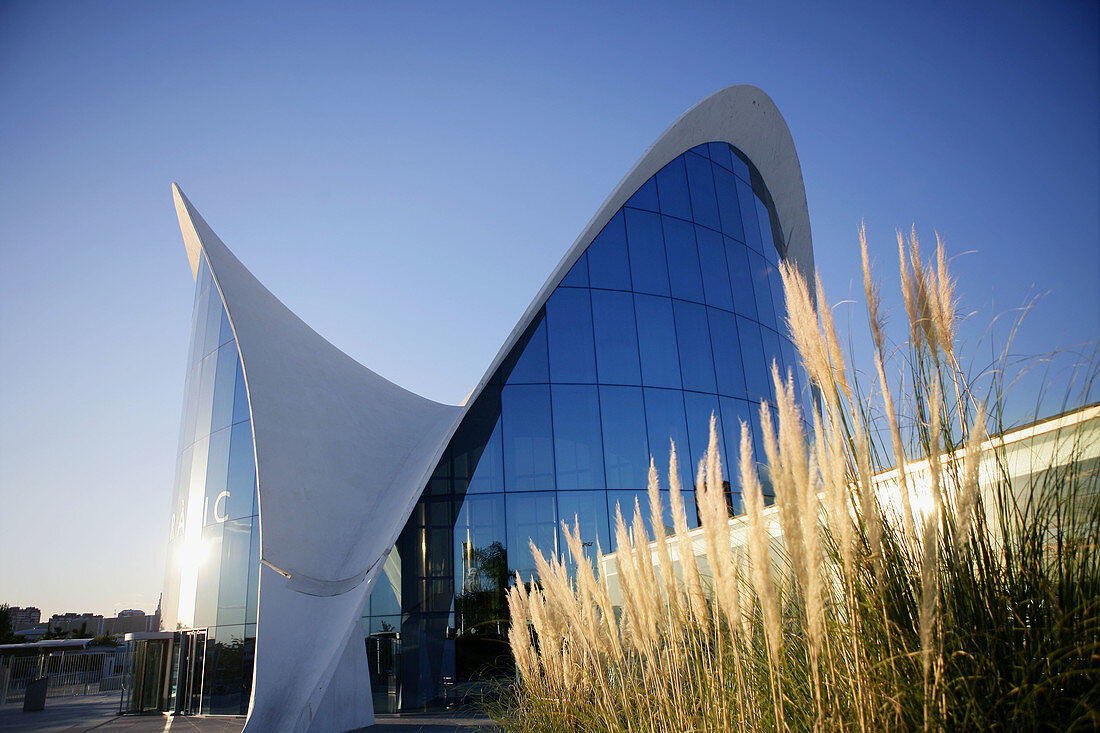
[{"left": 0, "top": 649, "right": 126, "bottom": 705}]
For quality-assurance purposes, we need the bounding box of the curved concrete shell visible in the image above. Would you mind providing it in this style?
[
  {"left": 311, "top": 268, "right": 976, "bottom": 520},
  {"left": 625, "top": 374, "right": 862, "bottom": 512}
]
[{"left": 166, "top": 84, "right": 812, "bottom": 730}]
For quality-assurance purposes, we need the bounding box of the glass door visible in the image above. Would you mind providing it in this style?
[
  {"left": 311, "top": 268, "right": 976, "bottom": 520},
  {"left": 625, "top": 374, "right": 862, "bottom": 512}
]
[{"left": 175, "top": 629, "right": 207, "bottom": 715}]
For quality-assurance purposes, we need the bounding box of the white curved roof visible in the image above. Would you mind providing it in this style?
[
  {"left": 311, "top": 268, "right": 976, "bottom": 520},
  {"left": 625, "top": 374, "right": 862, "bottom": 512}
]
[{"left": 173, "top": 185, "right": 461, "bottom": 596}]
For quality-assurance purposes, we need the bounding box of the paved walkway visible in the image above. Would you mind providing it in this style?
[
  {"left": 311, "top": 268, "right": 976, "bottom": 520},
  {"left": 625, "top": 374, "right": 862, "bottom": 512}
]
[{"left": 0, "top": 694, "right": 499, "bottom": 732}]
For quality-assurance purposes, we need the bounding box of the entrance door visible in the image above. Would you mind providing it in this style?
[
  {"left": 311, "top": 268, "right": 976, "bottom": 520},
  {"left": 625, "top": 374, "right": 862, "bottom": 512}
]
[{"left": 175, "top": 629, "right": 207, "bottom": 715}]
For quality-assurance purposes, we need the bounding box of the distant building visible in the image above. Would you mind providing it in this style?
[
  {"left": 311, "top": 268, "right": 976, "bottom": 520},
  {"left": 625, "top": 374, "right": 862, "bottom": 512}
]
[
  {"left": 48, "top": 612, "right": 104, "bottom": 637},
  {"left": 9, "top": 606, "right": 41, "bottom": 631},
  {"left": 104, "top": 609, "right": 161, "bottom": 636}
]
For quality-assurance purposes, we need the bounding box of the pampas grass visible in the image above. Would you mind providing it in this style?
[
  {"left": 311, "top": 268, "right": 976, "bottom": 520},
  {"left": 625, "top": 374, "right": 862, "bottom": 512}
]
[{"left": 493, "top": 231, "right": 1100, "bottom": 732}]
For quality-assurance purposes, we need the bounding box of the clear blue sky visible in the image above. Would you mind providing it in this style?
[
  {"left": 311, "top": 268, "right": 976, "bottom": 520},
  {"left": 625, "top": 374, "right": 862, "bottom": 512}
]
[{"left": 1, "top": 1, "right": 1096, "bottom": 619}]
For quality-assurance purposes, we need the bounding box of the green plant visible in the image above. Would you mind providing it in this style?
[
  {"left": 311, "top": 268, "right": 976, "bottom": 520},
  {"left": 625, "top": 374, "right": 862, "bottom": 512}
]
[{"left": 494, "top": 229, "right": 1100, "bottom": 732}]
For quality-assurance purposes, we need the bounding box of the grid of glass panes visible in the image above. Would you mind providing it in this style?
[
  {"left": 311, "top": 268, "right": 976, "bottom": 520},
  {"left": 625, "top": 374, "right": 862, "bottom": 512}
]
[
  {"left": 162, "top": 254, "right": 259, "bottom": 715},
  {"left": 364, "top": 142, "right": 807, "bottom": 712}
]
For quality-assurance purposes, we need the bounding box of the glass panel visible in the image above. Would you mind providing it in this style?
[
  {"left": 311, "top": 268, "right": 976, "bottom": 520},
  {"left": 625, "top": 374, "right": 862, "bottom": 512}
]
[
  {"left": 761, "top": 327, "right": 784, "bottom": 403},
  {"left": 599, "top": 386, "right": 649, "bottom": 489},
  {"left": 501, "top": 385, "right": 555, "bottom": 491},
  {"left": 737, "top": 317, "right": 770, "bottom": 402},
  {"left": 506, "top": 492, "right": 559, "bottom": 582},
  {"left": 465, "top": 417, "right": 504, "bottom": 494},
  {"left": 203, "top": 290, "right": 225, "bottom": 357},
  {"left": 454, "top": 493, "right": 507, "bottom": 617},
  {"left": 625, "top": 177, "right": 659, "bottom": 213},
  {"left": 720, "top": 396, "right": 756, "bottom": 493},
  {"left": 560, "top": 252, "right": 589, "bottom": 287},
  {"left": 696, "top": 227, "right": 733, "bottom": 311},
  {"left": 203, "top": 428, "right": 231, "bottom": 526},
  {"left": 634, "top": 294, "right": 681, "bottom": 389},
  {"left": 216, "top": 518, "right": 252, "bottom": 627},
  {"left": 507, "top": 316, "right": 549, "bottom": 384},
  {"left": 737, "top": 177, "right": 762, "bottom": 253},
  {"left": 663, "top": 217, "right": 704, "bottom": 303},
  {"left": 210, "top": 343, "right": 238, "bottom": 434},
  {"left": 713, "top": 167, "right": 744, "bottom": 242},
  {"left": 708, "top": 308, "right": 747, "bottom": 398},
  {"left": 673, "top": 300, "right": 717, "bottom": 394},
  {"left": 587, "top": 210, "right": 631, "bottom": 291},
  {"left": 192, "top": 353, "right": 217, "bottom": 444},
  {"left": 546, "top": 288, "right": 597, "bottom": 383},
  {"left": 556, "top": 490, "right": 610, "bottom": 563},
  {"left": 683, "top": 392, "right": 725, "bottom": 487},
  {"left": 685, "top": 152, "right": 721, "bottom": 231},
  {"left": 656, "top": 155, "right": 692, "bottom": 221},
  {"left": 643, "top": 387, "right": 691, "bottom": 490},
  {"left": 708, "top": 142, "right": 733, "bottom": 171},
  {"left": 625, "top": 208, "right": 670, "bottom": 297},
  {"left": 192, "top": 522, "right": 224, "bottom": 628},
  {"left": 749, "top": 251, "right": 777, "bottom": 330},
  {"left": 726, "top": 239, "right": 757, "bottom": 320},
  {"left": 551, "top": 385, "right": 604, "bottom": 490},
  {"left": 591, "top": 289, "right": 641, "bottom": 386},
  {"left": 225, "top": 421, "right": 256, "bottom": 522}
]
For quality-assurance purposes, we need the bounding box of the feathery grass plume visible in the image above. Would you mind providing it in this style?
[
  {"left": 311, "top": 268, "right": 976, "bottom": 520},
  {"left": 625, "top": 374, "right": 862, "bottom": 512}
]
[
  {"left": 875, "top": 348, "right": 918, "bottom": 542},
  {"left": 780, "top": 261, "right": 834, "bottom": 397},
  {"left": 816, "top": 273, "right": 854, "bottom": 407},
  {"left": 760, "top": 397, "right": 808, "bottom": 605},
  {"left": 740, "top": 420, "right": 786, "bottom": 731},
  {"left": 669, "top": 441, "right": 709, "bottom": 627},
  {"left": 954, "top": 405, "right": 987, "bottom": 554},
  {"left": 908, "top": 227, "right": 939, "bottom": 354},
  {"left": 698, "top": 416, "right": 739, "bottom": 631},
  {"left": 921, "top": 379, "right": 944, "bottom": 730},
  {"left": 861, "top": 223, "right": 887, "bottom": 357},
  {"left": 931, "top": 233, "right": 958, "bottom": 359},
  {"left": 506, "top": 572, "right": 538, "bottom": 685},
  {"left": 647, "top": 456, "right": 684, "bottom": 626}
]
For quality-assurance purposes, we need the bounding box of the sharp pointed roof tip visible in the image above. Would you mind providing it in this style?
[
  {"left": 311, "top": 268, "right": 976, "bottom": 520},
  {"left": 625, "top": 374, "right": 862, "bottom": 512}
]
[{"left": 171, "top": 182, "right": 203, "bottom": 280}]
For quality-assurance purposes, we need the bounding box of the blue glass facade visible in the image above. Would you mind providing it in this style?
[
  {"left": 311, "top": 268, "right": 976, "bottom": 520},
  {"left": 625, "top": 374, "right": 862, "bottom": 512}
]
[
  {"left": 161, "top": 254, "right": 260, "bottom": 715},
  {"left": 365, "top": 143, "right": 806, "bottom": 711}
]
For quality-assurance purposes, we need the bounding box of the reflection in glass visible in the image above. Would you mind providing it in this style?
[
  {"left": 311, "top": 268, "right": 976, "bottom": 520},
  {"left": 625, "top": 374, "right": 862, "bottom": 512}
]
[
  {"left": 556, "top": 490, "right": 610, "bottom": 562},
  {"left": 506, "top": 492, "right": 558, "bottom": 582}
]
